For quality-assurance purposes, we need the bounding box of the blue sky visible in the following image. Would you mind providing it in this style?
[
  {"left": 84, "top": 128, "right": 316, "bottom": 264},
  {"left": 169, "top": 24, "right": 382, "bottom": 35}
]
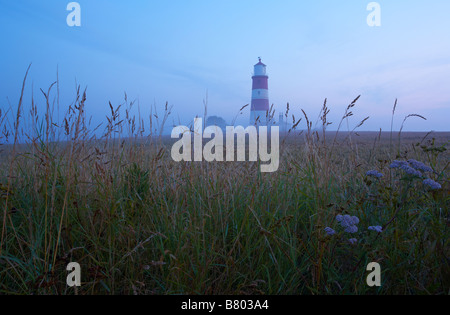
[{"left": 0, "top": 0, "right": 449, "bottom": 132}]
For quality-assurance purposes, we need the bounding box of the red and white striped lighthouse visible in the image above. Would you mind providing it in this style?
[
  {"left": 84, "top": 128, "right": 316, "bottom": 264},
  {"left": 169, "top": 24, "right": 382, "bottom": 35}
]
[{"left": 250, "top": 57, "right": 270, "bottom": 125}]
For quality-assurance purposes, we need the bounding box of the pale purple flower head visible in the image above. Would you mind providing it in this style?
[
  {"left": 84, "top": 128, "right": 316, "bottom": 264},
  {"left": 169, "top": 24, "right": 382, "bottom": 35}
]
[
  {"left": 407, "top": 159, "right": 433, "bottom": 173},
  {"left": 337, "top": 215, "right": 359, "bottom": 233},
  {"left": 344, "top": 216, "right": 354, "bottom": 227},
  {"left": 423, "top": 179, "right": 442, "bottom": 190},
  {"left": 348, "top": 238, "right": 358, "bottom": 245},
  {"left": 339, "top": 215, "right": 359, "bottom": 227},
  {"left": 324, "top": 227, "right": 336, "bottom": 236},
  {"left": 351, "top": 216, "right": 360, "bottom": 225},
  {"left": 400, "top": 165, "right": 422, "bottom": 177},
  {"left": 366, "top": 170, "right": 384, "bottom": 178},
  {"left": 390, "top": 160, "right": 408, "bottom": 169},
  {"left": 368, "top": 226, "right": 383, "bottom": 233},
  {"left": 345, "top": 225, "right": 358, "bottom": 234},
  {"left": 390, "top": 159, "right": 432, "bottom": 177}
]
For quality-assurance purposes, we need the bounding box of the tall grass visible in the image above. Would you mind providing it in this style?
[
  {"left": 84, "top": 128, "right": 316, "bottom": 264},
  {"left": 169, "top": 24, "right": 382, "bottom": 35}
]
[{"left": 0, "top": 67, "right": 448, "bottom": 295}]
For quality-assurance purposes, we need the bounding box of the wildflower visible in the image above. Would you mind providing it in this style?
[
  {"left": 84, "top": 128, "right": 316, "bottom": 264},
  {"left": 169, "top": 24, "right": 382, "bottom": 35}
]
[
  {"left": 337, "top": 215, "right": 359, "bottom": 233},
  {"left": 338, "top": 215, "right": 359, "bottom": 227},
  {"left": 368, "top": 226, "right": 383, "bottom": 233},
  {"left": 389, "top": 160, "right": 408, "bottom": 169},
  {"left": 338, "top": 215, "right": 352, "bottom": 227},
  {"left": 366, "top": 170, "right": 383, "bottom": 178},
  {"left": 407, "top": 159, "right": 433, "bottom": 173},
  {"left": 400, "top": 165, "right": 422, "bottom": 177},
  {"left": 348, "top": 238, "right": 358, "bottom": 245},
  {"left": 324, "top": 227, "right": 336, "bottom": 236},
  {"left": 423, "top": 178, "right": 442, "bottom": 190},
  {"left": 345, "top": 225, "right": 358, "bottom": 234},
  {"left": 390, "top": 159, "right": 431, "bottom": 177},
  {"left": 351, "top": 216, "right": 360, "bottom": 225}
]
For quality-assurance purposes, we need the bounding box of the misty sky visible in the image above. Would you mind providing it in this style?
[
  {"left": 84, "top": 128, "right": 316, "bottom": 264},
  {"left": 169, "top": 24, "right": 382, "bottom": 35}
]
[{"left": 0, "top": 0, "right": 449, "bottom": 132}]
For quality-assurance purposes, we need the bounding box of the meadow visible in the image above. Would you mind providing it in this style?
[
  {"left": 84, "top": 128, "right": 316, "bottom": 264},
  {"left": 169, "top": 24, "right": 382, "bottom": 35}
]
[{"left": 0, "top": 72, "right": 448, "bottom": 295}]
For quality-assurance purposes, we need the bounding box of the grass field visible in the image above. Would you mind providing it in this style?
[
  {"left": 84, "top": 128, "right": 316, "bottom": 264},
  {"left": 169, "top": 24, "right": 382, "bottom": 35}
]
[{"left": 0, "top": 76, "right": 448, "bottom": 295}]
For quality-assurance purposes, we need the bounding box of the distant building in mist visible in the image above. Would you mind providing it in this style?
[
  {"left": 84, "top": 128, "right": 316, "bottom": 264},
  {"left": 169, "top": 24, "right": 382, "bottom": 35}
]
[
  {"left": 276, "top": 113, "right": 290, "bottom": 133},
  {"left": 206, "top": 116, "right": 227, "bottom": 131}
]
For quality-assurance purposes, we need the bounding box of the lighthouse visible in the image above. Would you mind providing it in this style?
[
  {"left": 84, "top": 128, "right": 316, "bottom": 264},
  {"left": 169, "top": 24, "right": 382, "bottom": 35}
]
[{"left": 250, "top": 58, "right": 270, "bottom": 126}]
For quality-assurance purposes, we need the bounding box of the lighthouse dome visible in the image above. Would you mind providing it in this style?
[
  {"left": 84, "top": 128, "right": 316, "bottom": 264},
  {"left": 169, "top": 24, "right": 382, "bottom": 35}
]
[{"left": 254, "top": 58, "right": 267, "bottom": 76}]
